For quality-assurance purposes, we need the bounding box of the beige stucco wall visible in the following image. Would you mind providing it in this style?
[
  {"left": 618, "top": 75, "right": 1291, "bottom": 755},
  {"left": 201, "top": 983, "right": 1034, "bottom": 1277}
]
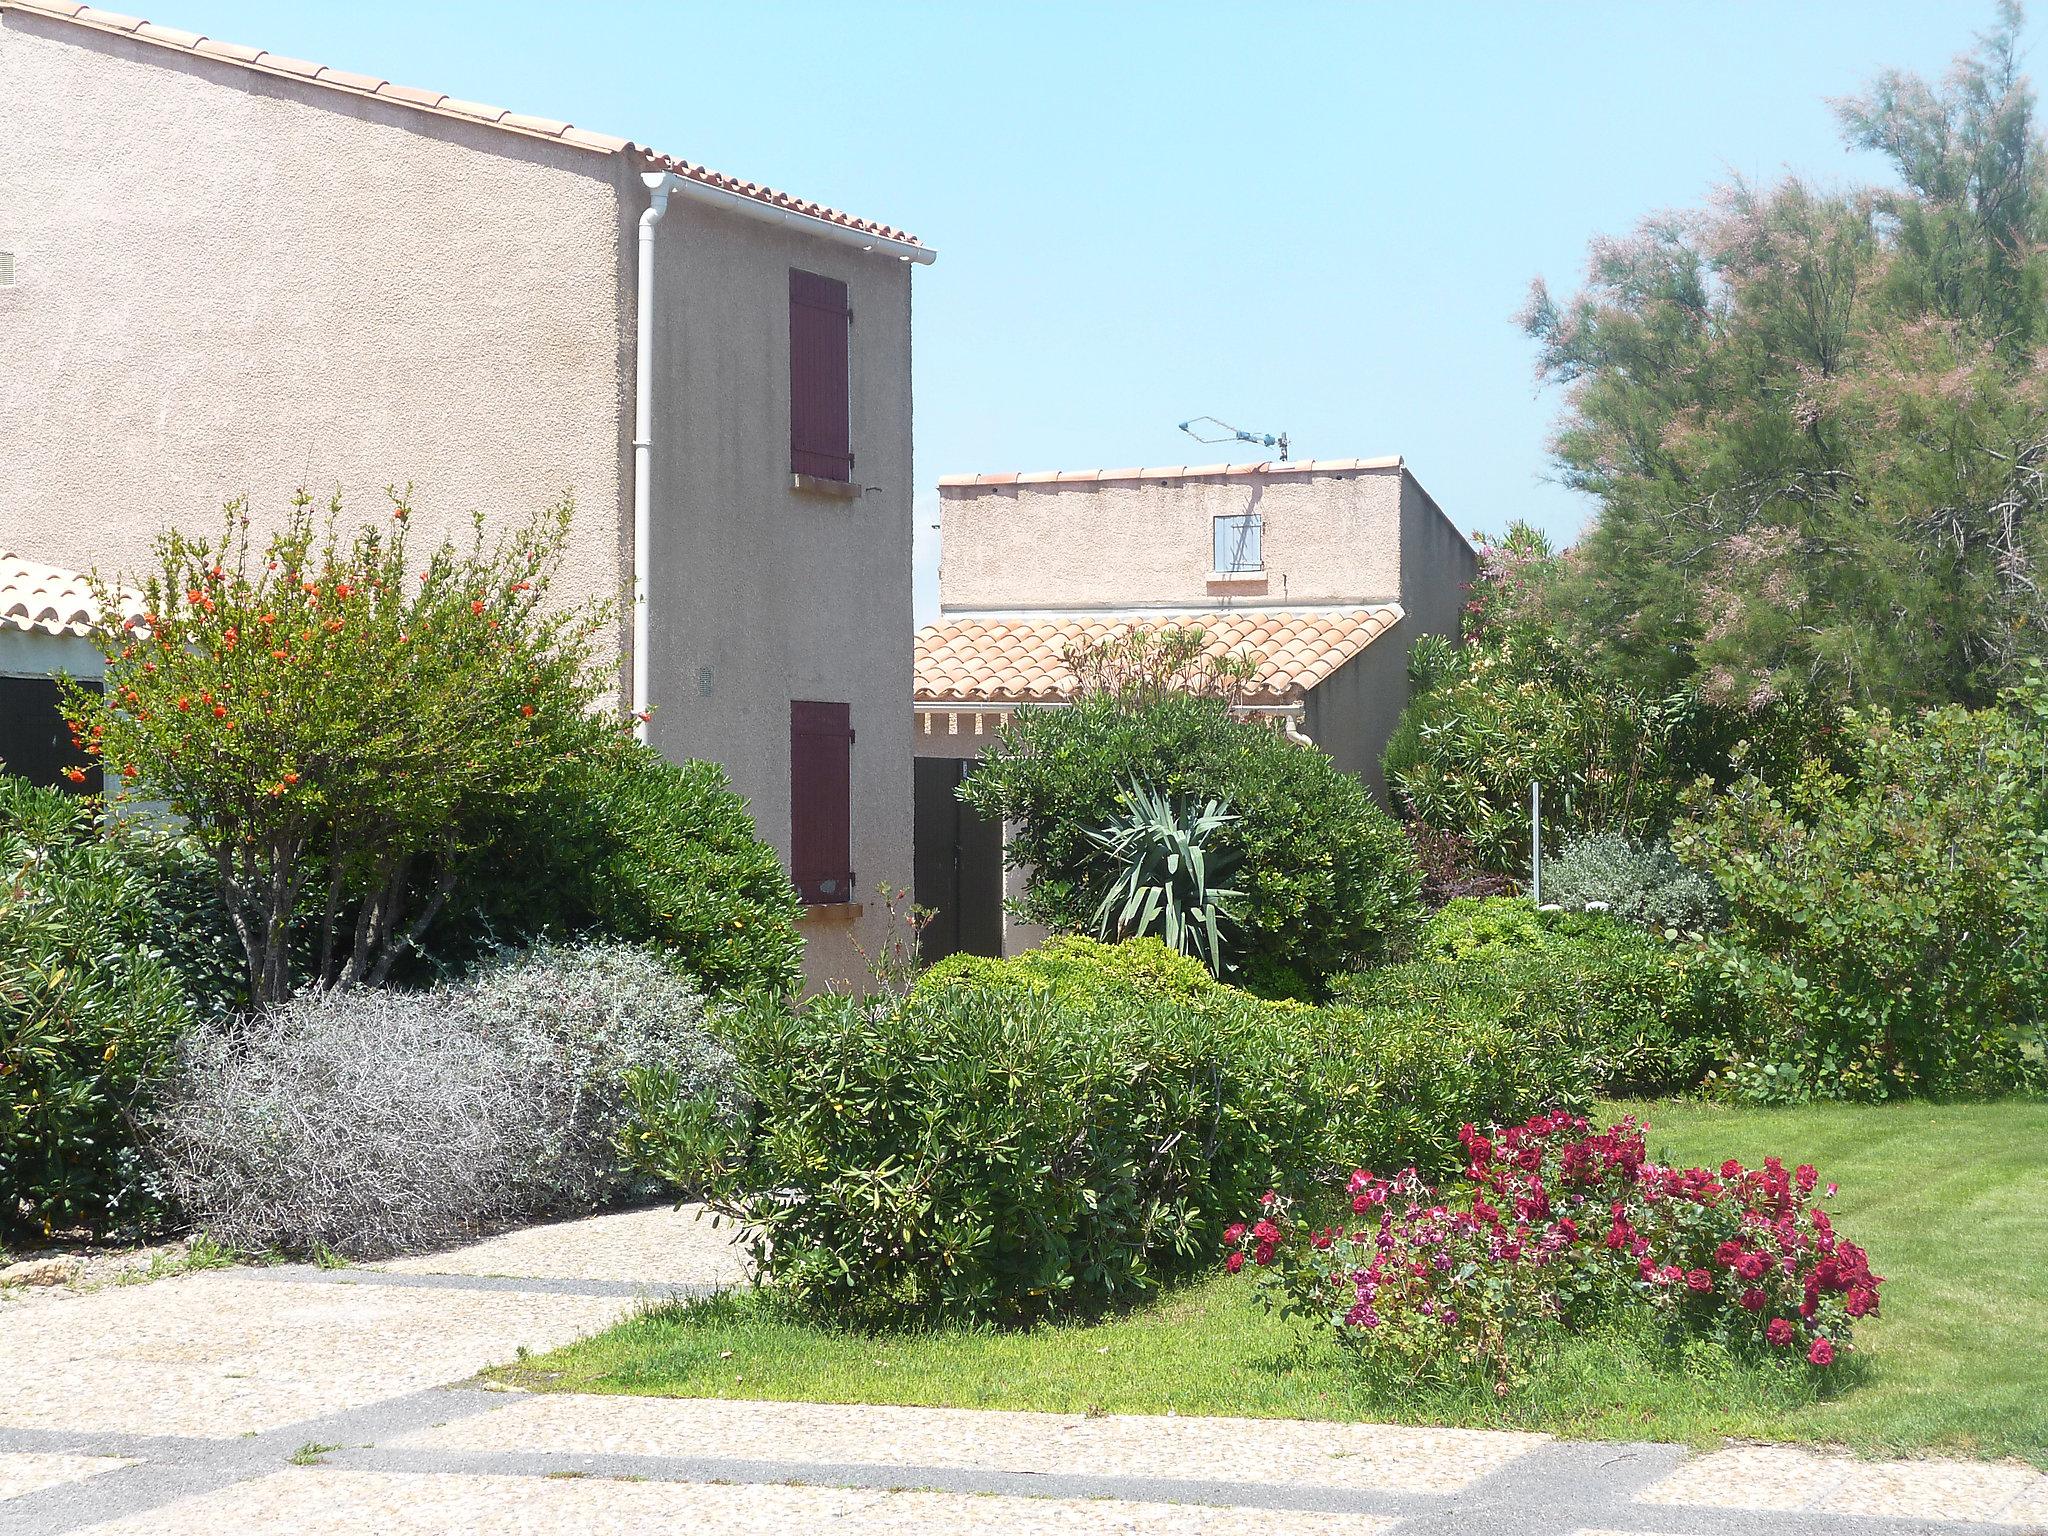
[
  {"left": 3, "top": 11, "right": 921, "bottom": 991},
  {"left": 1399, "top": 474, "right": 1478, "bottom": 642},
  {"left": 1303, "top": 619, "right": 1413, "bottom": 802},
  {"left": 0, "top": 12, "right": 631, "bottom": 642},
  {"left": 939, "top": 467, "right": 1409, "bottom": 612},
  {"left": 639, "top": 190, "right": 915, "bottom": 990}
]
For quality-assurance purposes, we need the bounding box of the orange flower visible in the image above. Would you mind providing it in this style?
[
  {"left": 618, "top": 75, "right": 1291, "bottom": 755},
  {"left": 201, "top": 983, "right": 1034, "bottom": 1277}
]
[
  {"left": 334, "top": 583, "right": 352, "bottom": 600},
  {"left": 471, "top": 599, "right": 486, "bottom": 616},
  {"left": 120, "top": 764, "right": 139, "bottom": 779},
  {"left": 177, "top": 697, "right": 190, "bottom": 712},
  {"left": 283, "top": 771, "right": 300, "bottom": 786},
  {"left": 271, "top": 649, "right": 289, "bottom": 662},
  {"left": 62, "top": 766, "right": 86, "bottom": 784},
  {"left": 213, "top": 704, "right": 227, "bottom": 719},
  {"left": 520, "top": 704, "right": 535, "bottom": 718}
]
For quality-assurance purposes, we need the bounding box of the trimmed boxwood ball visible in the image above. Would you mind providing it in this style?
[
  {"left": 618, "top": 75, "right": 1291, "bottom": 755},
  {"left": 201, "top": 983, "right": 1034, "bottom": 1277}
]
[{"left": 961, "top": 695, "right": 1422, "bottom": 999}]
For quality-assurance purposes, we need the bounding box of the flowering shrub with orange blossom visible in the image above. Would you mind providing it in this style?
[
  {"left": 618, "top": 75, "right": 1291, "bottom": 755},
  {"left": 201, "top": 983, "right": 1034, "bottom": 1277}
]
[
  {"left": 1227, "top": 1111, "right": 1879, "bottom": 1392},
  {"left": 58, "top": 490, "right": 614, "bottom": 1003}
]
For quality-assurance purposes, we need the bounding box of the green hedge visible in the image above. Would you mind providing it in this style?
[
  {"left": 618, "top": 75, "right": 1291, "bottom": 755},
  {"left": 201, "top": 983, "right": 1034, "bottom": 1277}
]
[
  {"left": 621, "top": 935, "right": 1598, "bottom": 1325},
  {"left": 1331, "top": 898, "right": 1719, "bottom": 1097},
  {"left": 695, "top": 956, "right": 1323, "bottom": 1324}
]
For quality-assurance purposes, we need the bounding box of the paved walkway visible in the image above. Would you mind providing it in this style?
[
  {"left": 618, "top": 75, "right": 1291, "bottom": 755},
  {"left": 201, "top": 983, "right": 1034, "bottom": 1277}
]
[{"left": 1, "top": 1207, "right": 2042, "bottom": 1535}]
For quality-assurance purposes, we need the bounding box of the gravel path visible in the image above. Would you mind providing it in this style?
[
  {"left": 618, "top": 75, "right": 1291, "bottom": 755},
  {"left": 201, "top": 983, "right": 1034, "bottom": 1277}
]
[{"left": 1, "top": 1204, "right": 2040, "bottom": 1535}]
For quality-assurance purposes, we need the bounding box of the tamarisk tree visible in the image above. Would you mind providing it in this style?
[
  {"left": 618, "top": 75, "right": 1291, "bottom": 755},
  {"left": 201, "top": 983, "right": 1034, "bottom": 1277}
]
[{"left": 61, "top": 491, "right": 614, "bottom": 1003}]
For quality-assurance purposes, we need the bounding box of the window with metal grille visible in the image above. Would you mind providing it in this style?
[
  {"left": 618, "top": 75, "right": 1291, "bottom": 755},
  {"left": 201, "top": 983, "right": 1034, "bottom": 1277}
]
[
  {"left": 1214, "top": 512, "right": 1263, "bottom": 573},
  {"left": 0, "top": 252, "right": 14, "bottom": 287},
  {"left": 789, "top": 269, "right": 852, "bottom": 482}
]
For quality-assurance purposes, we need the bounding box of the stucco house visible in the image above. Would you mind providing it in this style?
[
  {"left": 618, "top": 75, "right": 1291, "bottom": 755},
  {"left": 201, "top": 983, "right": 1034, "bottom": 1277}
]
[
  {"left": 0, "top": 1, "right": 935, "bottom": 988},
  {"left": 912, "top": 456, "right": 1476, "bottom": 959}
]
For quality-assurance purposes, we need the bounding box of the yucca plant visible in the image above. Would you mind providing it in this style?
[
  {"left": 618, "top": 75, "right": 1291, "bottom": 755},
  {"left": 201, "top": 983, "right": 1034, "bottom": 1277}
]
[{"left": 1087, "top": 780, "right": 1241, "bottom": 975}]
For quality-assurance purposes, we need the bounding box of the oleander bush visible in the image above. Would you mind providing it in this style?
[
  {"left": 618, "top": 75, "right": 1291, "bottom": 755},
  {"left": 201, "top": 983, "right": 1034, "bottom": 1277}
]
[
  {"left": 962, "top": 694, "right": 1421, "bottom": 1000},
  {"left": 636, "top": 957, "right": 1328, "bottom": 1325},
  {"left": 1230, "top": 1111, "right": 1882, "bottom": 1390},
  {"left": 1331, "top": 898, "right": 1720, "bottom": 1096},
  {"left": 154, "top": 941, "right": 737, "bottom": 1257},
  {"left": 0, "top": 779, "right": 192, "bottom": 1237},
  {"left": 1545, "top": 832, "right": 1723, "bottom": 933}
]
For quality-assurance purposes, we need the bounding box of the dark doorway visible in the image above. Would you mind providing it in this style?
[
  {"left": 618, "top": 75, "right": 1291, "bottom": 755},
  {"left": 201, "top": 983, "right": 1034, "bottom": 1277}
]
[
  {"left": 914, "top": 755, "right": 1004, "bottom": 961},
  {"left": 0, "top": 676, "right": 98, "bottom": 793}
]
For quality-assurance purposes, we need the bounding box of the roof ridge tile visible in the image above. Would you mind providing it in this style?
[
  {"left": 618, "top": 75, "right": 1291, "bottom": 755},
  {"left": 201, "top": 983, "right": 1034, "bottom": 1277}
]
[{"left": 1, "top": 0, "right": 923, "bottom": 246}]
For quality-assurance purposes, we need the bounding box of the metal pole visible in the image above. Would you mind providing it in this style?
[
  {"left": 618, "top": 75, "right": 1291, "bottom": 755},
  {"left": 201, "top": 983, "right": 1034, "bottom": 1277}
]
[{"left": 1530, "top": 782, "right": 1542, "bottom": 905}]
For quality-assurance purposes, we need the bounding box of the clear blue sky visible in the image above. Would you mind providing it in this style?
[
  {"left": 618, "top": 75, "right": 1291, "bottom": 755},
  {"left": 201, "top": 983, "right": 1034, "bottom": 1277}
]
[{"left": 165, "top": 1, "right": 2021, "bottom": 622}]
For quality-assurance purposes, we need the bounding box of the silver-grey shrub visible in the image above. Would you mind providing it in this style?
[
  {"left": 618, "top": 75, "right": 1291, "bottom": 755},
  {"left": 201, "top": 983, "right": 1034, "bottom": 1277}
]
[
  {"left": 1546, "top": 832, "right": 1722, "bottom": 933},
  {"left": 153, "top": 942, "right": 736, "bottom": 1259}
]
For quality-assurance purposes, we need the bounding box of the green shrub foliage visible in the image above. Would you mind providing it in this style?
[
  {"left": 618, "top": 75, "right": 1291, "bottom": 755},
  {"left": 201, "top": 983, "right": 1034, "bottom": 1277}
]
[
  {"left": 1545, "top": 832, "right": 1723, "bottom": 933},
  {"left": 616, "top": 934, "right": 1589, "bottom": 1325},
  {"left": 0, "top": 780, "right": 192, "bottom": 1236},
  {"left": 1332, "top": 898, "right": 1720, "bottom": 1098},
  {"left": 1675, "top": 679, "right": 2048, "bottom": 1100},
  {"left": 59, "top": 493, "right": 615, "bottom": 1002},
  {"left": 962, "top": 695, "right": 1420, "bottom": 998},
  {"left": 669, "top": 959, "right": 1324, "bottom": 1324},
  {"left": 433, "top": 740, "right": 803, "bottom": 1000}
]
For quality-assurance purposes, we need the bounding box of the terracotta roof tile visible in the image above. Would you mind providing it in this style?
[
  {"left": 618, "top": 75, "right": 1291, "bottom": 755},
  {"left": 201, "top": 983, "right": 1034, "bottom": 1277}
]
[
  {"left": 3, "top": 0, "right": 926, "bottom": 249},
  {"left": 914, "top": 607, "right": 1405, "bottom": 706},
  {"left": 939, "top": 457, "right": 1403, "bottom": 493},
  {"left": 0, "top": 551, "right": 139, "bottom": 638}
]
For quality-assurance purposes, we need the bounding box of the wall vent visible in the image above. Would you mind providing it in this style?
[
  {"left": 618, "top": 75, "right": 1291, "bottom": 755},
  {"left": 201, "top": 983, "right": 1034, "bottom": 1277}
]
[{"left": 0, "top": 252, "right": 14, "bottom": 287}]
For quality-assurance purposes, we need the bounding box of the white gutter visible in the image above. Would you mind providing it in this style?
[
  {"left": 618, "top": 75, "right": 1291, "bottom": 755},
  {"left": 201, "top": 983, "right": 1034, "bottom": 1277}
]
[
  {"left": 628, "top": 170, "right": 936, "bottom": 741},
  {"left": 656, "top": 170, "right": 937, "bottom": 265}
]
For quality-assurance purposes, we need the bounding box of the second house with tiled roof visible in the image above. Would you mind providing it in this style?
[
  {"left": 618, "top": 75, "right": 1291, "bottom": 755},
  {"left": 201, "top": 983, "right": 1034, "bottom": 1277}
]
[
  {"left": 1, "top": 0, "right": 935, "bottom": 989},
  {"left": 911, "top": 457, "right": 1476, "bottom": 959}
]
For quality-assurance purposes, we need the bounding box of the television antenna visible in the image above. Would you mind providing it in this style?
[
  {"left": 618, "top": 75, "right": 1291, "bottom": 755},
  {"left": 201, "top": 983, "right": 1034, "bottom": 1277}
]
[{"left": 1178, "top": 415, "right": 1290, "bottom": 462}]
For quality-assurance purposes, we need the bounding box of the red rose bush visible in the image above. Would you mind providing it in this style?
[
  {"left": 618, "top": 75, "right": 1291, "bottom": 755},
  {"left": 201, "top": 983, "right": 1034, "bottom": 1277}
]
[{"left": 1226, "top": 1112, "right": 1879, "bottom": 1386}]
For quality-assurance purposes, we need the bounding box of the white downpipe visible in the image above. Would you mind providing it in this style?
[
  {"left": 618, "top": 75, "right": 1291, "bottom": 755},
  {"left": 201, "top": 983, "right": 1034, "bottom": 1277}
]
[{"left": 631, "top": 173, "right": 673, "bottom": 743}]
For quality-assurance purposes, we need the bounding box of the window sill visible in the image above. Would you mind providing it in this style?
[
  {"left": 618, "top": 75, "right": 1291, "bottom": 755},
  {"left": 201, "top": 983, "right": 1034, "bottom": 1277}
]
[
  {"left": 792, "top": 473, "right": 862, "bottom": 500},
  {"left": 798, "top": 900, "right": 865, "bottom": 924},
  {"left": 1208, "top": 569, "right": 1267, "bottom": 583}
]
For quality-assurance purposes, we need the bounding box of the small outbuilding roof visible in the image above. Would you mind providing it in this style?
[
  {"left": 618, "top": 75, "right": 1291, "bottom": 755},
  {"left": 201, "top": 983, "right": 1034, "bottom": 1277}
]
[
  {"left": 0, "top": 551, "right": 112, "bottom": 638},
  {"left": 937, "top": 458, "right": 1404, "bottom": 494},
  {"left": 2, "top": 0, "right": 925, "bottom": 248},
  {"left": 914, "top": 606, "right": 1405, "bottom": 707}
]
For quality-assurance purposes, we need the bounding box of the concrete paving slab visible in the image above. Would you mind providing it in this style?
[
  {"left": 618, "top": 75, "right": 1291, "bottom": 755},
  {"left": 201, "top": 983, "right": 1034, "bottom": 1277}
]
[
  {"left": 392, "top": 1393, "right": 1546, "bottom": 1494},
  {"left": 366, "top": 1204, "right": 754, "bottom": 1289},
  {"left": 67, "top": 1467, "right": 1404, "bottom": 1535}
]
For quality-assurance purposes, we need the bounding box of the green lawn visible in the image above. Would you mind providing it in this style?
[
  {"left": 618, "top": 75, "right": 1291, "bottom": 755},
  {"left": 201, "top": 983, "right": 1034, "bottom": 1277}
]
[{"left": 500, "top": 1099, "right": 2048, "bottom": 1462}]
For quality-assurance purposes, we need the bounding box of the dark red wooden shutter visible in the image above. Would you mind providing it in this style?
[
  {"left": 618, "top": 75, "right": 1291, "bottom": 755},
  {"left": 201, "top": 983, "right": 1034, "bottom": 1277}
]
[
  {"left": 790, "top": 700, "right": 853, "bottom": 904},
  {"left": 789, "top": 269, "right": 852, "bottom": 482}
]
